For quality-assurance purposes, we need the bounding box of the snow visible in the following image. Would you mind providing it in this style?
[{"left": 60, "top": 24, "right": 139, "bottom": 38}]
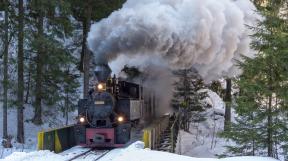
[
  {"left": 1, "top": 142, "right": 278, "bottom": 161},
  {"left": 0, "top": 103, "right": 77, "bottom": 158},
  {"left": 203, "top": 89, "right": 226, "bottom": 114},
  {"left": 0, "top": 90, "right": 280, "bottom": 161},
  {"left": 176, "top": 89, "right": 229, "bottom": 157},
  {"left": 0, "top": 11, "right": 4, "bottom": 21},
  {"left": 114, "top": 142, "right": 277, "bottom": 161},
  {"left": 2, "top": 151, "right": 64, "bottom": 161}
]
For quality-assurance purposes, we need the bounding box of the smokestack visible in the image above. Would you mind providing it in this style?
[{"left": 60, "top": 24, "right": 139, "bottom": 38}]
[{"left": 94, "top": 64, "right": 112, "bottom": 82}]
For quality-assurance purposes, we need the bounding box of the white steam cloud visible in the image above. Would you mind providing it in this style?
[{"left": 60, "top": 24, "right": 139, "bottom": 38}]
[
  {"left": 88, "top": 0, "right": 259, "bottom": 81},
  {"left": 87, "top": 0, "right": 259, "bottom": 114}
]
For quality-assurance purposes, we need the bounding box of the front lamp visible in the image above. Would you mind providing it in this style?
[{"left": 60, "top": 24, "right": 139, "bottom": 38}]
[
  {"left": 117, "top": 116, "right": 124, "bottom": 123},
  {"left": 96, "top": 83, "right": 106, "bottom": 91},
  {"left": 97, "top": 84, "right": 104, "bottom": 90},
  {"left": 79, "top": 116, "right": 85, "bottom": 123}
]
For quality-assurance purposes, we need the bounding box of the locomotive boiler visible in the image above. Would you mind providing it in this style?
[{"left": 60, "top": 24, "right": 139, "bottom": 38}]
[{"left": 75, "top": 64, "right": 155, "bottom": 147}]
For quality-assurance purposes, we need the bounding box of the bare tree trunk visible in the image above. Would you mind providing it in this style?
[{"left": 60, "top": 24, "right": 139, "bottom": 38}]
[
  {"left": 82, "top": 0, "right": 92, "bottom": 98},
  {"left": 25, "top": 60, "right": 32, "bottom": 104},
  {"left": 2, "top": 0, "right": 9, "bottom": 142},
  {"left": 224, "top": 79, "right": 232, "bottom": 131},
  {"left": 252, "top": 139, "right": 255, "bottom": 156},
  {"left": 267, "top": 94, "right": 273, "bottom": 157},
  {"left": 33, "top": 0, "right": 43, "bottom": 125},
  {"left": 65, "top": 90, "right": 69, "bottom": 125},
  {"left": 267, "top": 59, "right": 274, "bottom": 157},
  {"left": 17, "top": 0, "right": 25, "bottom": 143}
]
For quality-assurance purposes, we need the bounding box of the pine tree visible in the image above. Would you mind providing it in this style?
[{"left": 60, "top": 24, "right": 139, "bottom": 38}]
[
  {"left": 1, "top": 0, "right": 9, "bottom": 145},
  {"left": 1, "top": 0, "right": 23, "bottom": 145},
  {"left": 26, "top": 0, "right": 77, "bottom": 124},
  {"left": 172, "top": 68, "right": 208, "bottom": 131},
  {"left": 60, "top": 67, "right": 79, "bottom": 125},
  {"left": 17, "top": 0, "right": 24, "bottom": 144},
  {"left": 31, "top": 0, "right": 45, "bottom": 125},
  {"left": 220, "top": 0, "right": 288, "bottom": 158}
]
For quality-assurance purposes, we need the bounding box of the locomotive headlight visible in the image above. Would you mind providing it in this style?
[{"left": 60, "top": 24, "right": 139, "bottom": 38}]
[
  {"left": 79, "top": 116, "right": 85, "bottom": 123},
  {"left": 117, "top": 116, "right": 124, "bottom": 122},
  {"left": 97, "top": 83, "right": 104, "bottom": 90},
  {"left": 96, "top": 83, "right": 106, "bottom": 91}
]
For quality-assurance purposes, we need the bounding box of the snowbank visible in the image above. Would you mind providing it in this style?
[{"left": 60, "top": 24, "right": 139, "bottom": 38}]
[
  {"left": 1, "top": 142, "right": 277, "bottom": 161},
  {"left": 0, "top": 91, "right": 277, "bottom": 161},
  {"left": 0, "top": 104, "right": 77, "bottom": 158},
  {"left": 110, "top": 142, "right": 278, "bottom": 161},
  {"left": 201, "top": 89, "right": 225, "bottom": 114},
  {"left": 1, "top": 151, "right": 65, "bottom": 161},
  {"left": 176, "top": 89, "right": 228, "bottom": 157}
]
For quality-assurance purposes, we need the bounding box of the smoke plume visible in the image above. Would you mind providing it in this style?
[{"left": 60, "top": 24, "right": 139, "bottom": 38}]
[
  {"left": 88, "top": 0, "right": 259, "bottom": 80},
  {"left": 87, "top": 0, "right": 259, "bottom": 114}
]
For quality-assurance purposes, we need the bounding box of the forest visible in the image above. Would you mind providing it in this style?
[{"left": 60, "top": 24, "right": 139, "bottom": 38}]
[{"left": 0, "top": 0, "right": 288, "bottom": 160}]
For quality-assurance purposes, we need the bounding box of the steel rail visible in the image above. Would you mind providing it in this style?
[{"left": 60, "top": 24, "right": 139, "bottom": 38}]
[{"left": 66, "top": 148, "right": 110, "bottom": 161}]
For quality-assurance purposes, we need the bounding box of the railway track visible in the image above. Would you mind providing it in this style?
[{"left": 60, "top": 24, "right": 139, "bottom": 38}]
[
  {"left": 92, "top": 150, "right": 110, "bottom": 161},
  {"left": 66, "top": 148, "right": 110, "bottom": 161}
]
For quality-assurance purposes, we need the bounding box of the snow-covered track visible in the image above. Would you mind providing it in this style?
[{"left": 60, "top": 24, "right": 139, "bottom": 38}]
[
  {"left": 65, "top": 149, "right": 110, "bottom": 161},
  {"left": 92, "top": 150, "right": 110, "bottom": 161},
  {"left": 65, "top": 148, "right": 95, "bottom": 161}
]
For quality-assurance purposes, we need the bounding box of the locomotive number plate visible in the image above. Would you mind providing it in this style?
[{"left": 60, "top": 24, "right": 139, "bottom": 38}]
[{"left": 95, "top": 101, "right": 105, "bottom": 105}]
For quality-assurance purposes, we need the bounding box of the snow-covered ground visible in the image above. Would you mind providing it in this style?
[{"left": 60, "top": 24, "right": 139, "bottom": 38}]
[
  {"left": 0, "top": 102, "right": 77, "bottom": 158},
  {"left": 1, "top": 141, "right": 278, "bottom": 161},
  {"left": 176, "top": 90, "right": 230, "bottom": 157},
  {"left": 0, "top": 90, "right": 280, "bottom": 160}
]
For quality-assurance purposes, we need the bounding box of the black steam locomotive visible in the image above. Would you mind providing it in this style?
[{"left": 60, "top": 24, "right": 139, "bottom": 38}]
[{"left": 75, "top": 64, "right": 155, "bottom": 147}]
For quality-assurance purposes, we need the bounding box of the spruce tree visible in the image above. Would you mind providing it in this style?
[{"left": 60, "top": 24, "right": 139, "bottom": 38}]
[
  {"left": 26, "top": 0, "right": 78, "bottom": 124},
  {"left": 0, "top": 0, "right": 26, "bottom": 144},
  {"left": 17, "top": 0, "right": 24, "bottom": 144},
  {"left": 172, "top": 68, "right": 208, "bottom": 131},
  {"left": 220, "top": 0, "right": 288, "bottom": 158},
  {"left": 0, "top": 0, "right": 9, "bottom": 145}
]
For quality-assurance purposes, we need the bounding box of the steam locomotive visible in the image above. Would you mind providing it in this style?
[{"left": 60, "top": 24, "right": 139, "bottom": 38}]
[{"left": 74, "top": 64, "right": 156, "bottom": 147}]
